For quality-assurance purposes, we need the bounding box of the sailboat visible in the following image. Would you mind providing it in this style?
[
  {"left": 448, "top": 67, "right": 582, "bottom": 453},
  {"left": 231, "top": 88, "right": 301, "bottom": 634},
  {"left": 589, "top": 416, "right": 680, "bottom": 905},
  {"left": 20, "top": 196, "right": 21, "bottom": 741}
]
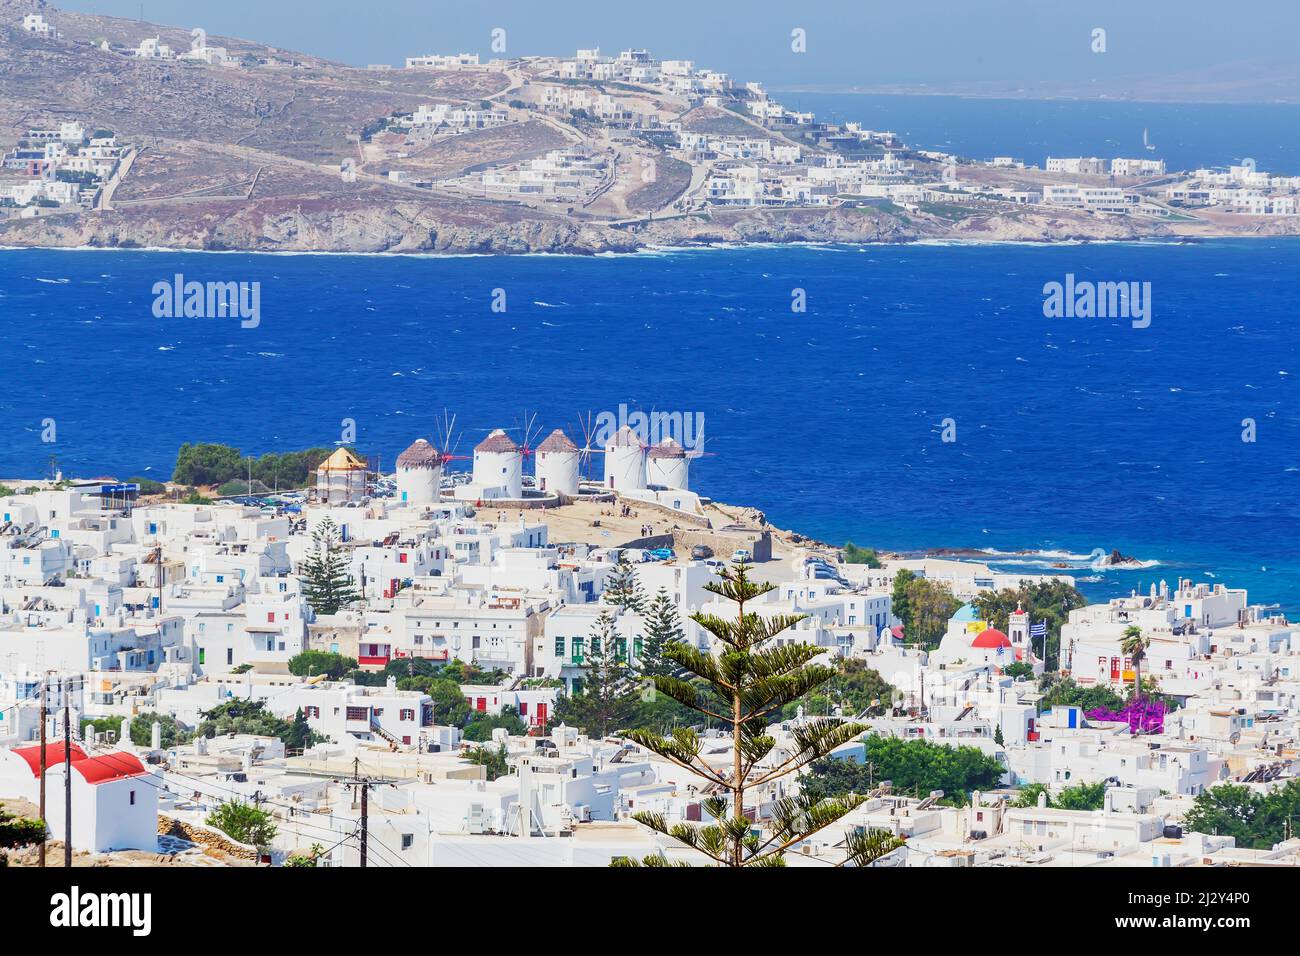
[{"left": 1143, "top": 128, "right": 1155, "bottom": 152}]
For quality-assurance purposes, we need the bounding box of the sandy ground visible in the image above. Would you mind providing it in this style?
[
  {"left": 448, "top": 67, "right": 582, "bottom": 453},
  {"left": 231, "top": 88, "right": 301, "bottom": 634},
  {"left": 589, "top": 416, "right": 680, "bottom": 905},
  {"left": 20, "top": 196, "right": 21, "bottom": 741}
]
[{"left": 487, "top": 497, "right": 829, "bottom": 588}]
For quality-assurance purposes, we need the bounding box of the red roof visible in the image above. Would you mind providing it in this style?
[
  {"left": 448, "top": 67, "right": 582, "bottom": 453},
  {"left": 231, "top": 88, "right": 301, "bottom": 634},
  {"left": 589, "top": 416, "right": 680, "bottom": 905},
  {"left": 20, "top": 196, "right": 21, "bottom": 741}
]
[
  {"left": 72, "top": 752, "right": 148, "bottom": 785},
  {"left": 971, "top": 627, "right": 1012, "bottom": 649},
  {"left": 10, "top": 742, "right": 87, "bottom": 776},
  {"left": 7, "top": 743, "right": 147, "bottom": 785}
]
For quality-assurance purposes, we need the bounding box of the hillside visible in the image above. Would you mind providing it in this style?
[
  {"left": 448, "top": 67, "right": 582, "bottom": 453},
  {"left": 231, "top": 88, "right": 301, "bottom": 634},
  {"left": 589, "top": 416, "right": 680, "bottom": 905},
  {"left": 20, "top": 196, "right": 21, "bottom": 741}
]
[{"left": 0, "top": 0, "right": 1295, "bottom": 254}]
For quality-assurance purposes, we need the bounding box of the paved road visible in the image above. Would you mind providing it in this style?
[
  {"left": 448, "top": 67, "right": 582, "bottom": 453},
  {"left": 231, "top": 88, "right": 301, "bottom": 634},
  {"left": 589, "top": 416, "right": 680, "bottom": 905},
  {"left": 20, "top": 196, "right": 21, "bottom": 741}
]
[{"left": 96, "top": 147, "right": 139, "bottom": 211}]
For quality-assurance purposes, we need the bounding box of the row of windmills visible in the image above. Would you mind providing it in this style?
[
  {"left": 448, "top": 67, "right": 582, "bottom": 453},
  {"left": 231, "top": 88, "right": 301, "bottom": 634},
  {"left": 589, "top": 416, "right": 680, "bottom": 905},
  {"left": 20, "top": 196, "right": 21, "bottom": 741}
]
[{"left": 391, "top": 424, "right": 693, "bottom": 506}]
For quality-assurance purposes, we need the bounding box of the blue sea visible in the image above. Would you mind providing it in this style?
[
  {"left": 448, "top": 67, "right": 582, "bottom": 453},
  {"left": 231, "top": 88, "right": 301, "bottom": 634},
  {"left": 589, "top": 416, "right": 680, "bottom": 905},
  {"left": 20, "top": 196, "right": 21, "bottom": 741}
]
[
  {"left": 781, "top": 94, "right": 1300, "bottom": 176},
  {"left": 1, "top": 240, "right": 1297, "bottom": 612}
]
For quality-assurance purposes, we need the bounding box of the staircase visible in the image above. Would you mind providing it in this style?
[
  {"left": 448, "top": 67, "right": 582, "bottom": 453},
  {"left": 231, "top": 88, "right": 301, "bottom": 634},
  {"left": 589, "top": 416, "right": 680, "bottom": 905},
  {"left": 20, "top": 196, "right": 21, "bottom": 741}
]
[{"left": 369, "top": 715, "right": 400, "bottom": 752}]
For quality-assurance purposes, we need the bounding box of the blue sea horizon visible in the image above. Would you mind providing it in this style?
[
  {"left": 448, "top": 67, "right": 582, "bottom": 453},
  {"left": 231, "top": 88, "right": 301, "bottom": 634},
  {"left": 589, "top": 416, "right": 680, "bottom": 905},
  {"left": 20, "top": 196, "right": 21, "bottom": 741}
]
[{"left": 2, "top": 237, "right": 1296, "bottom": 612}]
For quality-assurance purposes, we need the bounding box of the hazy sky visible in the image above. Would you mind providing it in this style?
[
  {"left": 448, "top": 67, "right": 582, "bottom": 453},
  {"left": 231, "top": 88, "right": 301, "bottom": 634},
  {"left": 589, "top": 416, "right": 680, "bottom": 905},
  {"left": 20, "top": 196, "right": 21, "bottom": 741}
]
[{"left": 53, "top": 0, "right": 1300, "bottom": 92}]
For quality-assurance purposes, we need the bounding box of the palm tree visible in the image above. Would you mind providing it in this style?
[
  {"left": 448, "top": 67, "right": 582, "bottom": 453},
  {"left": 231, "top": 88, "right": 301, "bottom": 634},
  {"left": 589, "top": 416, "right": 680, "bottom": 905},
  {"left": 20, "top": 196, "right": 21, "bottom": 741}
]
[{"left": 1121, "top": 625, "right": 1149, "bottom": 701}]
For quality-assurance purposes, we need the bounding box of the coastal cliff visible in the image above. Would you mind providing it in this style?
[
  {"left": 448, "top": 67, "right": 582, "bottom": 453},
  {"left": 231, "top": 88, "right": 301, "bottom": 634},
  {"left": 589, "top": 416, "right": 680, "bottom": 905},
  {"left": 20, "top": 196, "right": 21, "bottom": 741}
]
[
  {"left": 7, "top": 197, "right": 1287, "bottom": 255},
  {"left": 4, "top": 1, "right": 1299, "bottom": 256}
]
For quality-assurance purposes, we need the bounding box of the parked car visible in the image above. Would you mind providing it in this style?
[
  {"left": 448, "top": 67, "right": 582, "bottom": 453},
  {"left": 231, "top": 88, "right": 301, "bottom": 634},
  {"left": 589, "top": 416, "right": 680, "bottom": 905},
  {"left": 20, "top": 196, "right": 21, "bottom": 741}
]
[
  {"left": 730, "top": 549, "right": 752, "bottom": 564},
  {"left": 690, "top": 544, "right": 714, "bottom": 560},
  {"left": 648, "top": 547, "right": 675, "bottom": 561},
  {"left": 704, "top": 558, "right": 726, "bottom": 573}
]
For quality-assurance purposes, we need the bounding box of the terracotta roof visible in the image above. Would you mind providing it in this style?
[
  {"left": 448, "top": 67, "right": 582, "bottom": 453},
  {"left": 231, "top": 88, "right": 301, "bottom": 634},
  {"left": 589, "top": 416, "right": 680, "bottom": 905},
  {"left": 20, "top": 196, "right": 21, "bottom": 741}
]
[
  {"left": 606, "top": 425, "right": 643, "bottom": 449},
  {"left": 647, "top": 437, "right": 686, "bottom": 459},
  {"left": 9, "top": 742, "right": 88, "bottom": 776},
  {"left": 971, "top": 628, "right": 1012, "bottom": 649},
  {"left": 396, "top": 438, "right": 441, "bottom": 468},
  {"left": 537, "top": 429, "right": 578, "bottom": 454},
  {"left": 475, "top": 429, "right": 519, "bottom": 454}
]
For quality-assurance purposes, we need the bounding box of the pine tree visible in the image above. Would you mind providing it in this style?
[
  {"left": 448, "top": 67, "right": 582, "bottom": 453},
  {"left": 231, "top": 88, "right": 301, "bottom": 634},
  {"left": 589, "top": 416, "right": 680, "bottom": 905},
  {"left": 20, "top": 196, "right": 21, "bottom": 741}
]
[
  {"left": 604, "top": 555, "right": 646, "bottom": 612},
  {"left": 554, "top": 610, "right": 638, "bottom": 738},
  {"left": 287, "top": 708, "right": 316, "bottom": 752},
  {"left": 640, "top": 588, "right": 685, "bottom": 678},
  {"left": 299, "top": 517, "right": 360, "bottom": 614},
  {"left": 619, "top": 565, "right": 906, "bottom": 867}
]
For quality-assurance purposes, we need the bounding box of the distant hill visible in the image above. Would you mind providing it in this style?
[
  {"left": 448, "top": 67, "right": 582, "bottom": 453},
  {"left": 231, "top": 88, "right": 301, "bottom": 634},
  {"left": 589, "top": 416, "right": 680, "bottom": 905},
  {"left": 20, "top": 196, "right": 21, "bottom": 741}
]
[{"left": 1, "top": 0, "right": 1295, "bottom": 254}]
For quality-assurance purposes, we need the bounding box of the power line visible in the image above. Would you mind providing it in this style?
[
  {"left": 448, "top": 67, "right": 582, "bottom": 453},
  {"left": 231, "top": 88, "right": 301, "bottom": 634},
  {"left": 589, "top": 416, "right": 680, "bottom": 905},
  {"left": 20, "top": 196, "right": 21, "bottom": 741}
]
[
  {"left": 78, "top": 735, "right": 361, "bottom": 829},
  {"left": 361, "top": 827, "right": 413, "bottom": 868},
  {"left": 75, "top": 740, "right": 354, "bottom": 846}
]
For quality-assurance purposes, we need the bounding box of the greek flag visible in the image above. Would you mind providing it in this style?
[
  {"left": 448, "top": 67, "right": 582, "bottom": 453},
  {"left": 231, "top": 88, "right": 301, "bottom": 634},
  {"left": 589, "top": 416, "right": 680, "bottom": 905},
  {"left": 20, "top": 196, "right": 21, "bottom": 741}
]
[{"left": 1030, "top": 621, "right": 1048, "bottom": 638}]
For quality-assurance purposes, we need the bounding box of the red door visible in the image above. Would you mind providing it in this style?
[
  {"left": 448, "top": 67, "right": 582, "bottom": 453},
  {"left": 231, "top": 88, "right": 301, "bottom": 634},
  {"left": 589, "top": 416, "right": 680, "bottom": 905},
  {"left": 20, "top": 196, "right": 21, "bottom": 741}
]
[
  {"left": 476, "top": 697, "right": 487, "bottom": 711},
  {"left": 537, "top": 702, "right": 548, "bottom": 726}
]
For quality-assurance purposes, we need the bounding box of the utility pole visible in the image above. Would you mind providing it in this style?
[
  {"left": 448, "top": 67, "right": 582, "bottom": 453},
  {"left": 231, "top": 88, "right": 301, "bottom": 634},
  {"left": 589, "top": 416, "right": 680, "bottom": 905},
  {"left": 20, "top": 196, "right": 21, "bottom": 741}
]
[
  {"left": 359, "top": 779, "right": 368, "bottom": 868},
  {"left": 38, "top": 678, "right": 47, "bottom": 867},
  {"left": 63, "top": 677, "right": 72, "bottom": 867},
  {"left": 348, "top": 758, "right": 370, "bottom": 868}
]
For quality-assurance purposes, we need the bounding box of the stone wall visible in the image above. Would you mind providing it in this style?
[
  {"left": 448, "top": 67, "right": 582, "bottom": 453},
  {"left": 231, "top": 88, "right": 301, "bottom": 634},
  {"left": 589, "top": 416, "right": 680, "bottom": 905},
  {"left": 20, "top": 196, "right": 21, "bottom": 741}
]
[
  {"left": 675, "top": 528, "right": 773, "bottom": 562},
  {"left": 157, "top": 814, "right": 260, "bottom": 861},
  {"left": 619, "top": 496, "right": 711, "bottom": 528},
  {"left": 617, "top": 528, "right": 773, "bottom": 562}
]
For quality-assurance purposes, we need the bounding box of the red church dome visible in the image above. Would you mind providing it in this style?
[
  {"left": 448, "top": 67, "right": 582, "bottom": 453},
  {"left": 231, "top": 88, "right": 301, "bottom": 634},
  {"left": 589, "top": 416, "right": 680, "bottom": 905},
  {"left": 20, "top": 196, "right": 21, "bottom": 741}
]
[{"left": 971, "top": 628, "right": 1012, "bottom": 649}]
